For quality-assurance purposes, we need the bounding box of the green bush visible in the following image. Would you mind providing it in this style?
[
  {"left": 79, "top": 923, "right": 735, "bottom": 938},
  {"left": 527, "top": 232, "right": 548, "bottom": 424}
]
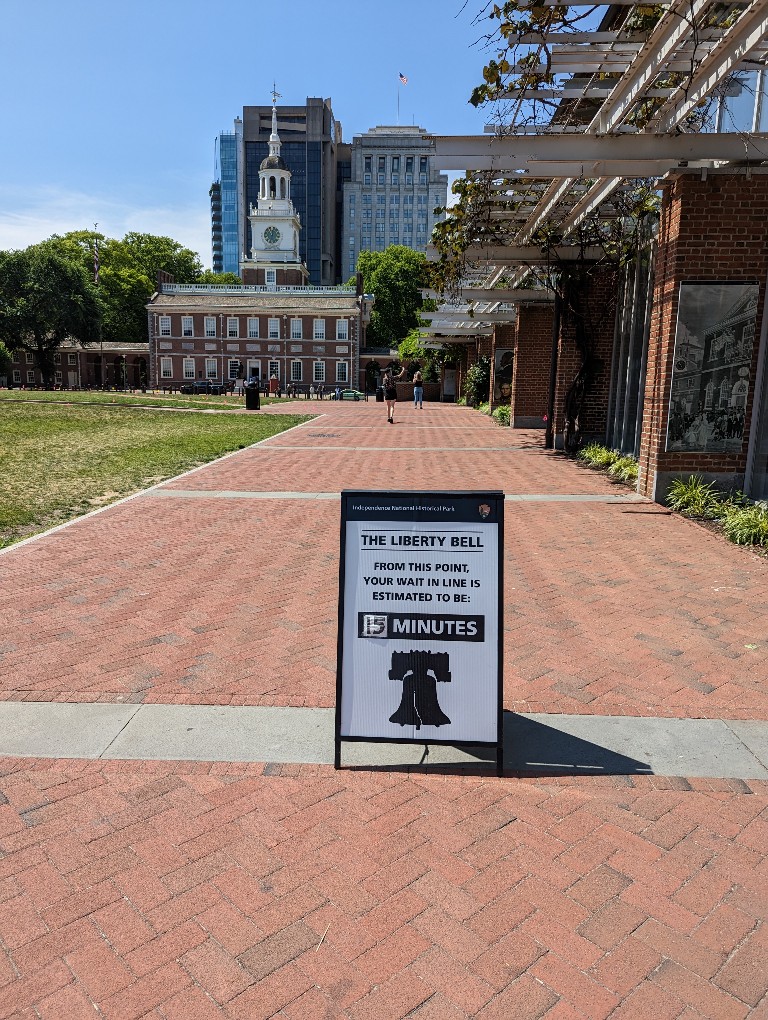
[
  {"left": 464, "top": 356, "right": 491, "bottom": 407},
  {"left": 578, "top": 443, "right": 621, "bottom": 469},
  {"left": 476, "top": 401, "right": 490, "bottom": 415},
  {"left": 666, "top": 475, "right": 724, "bottom": 519},
  {"left": 608, "top": 456, "right": 639, "bottom": 484},
  {"left": 456, "top": 396, "right": 467, "bottom": 406},
  {"left": 720, "top": 502, "right": 768, "bottom": 545},
  {"left": 492, "top": 404, "right": 511, "bottom": 427}
]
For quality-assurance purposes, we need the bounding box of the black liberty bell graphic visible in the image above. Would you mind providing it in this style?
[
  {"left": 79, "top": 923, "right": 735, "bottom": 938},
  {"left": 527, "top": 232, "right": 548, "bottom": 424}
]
[{"left": 388, "top": 650, "right": 451, "bottom": 729}]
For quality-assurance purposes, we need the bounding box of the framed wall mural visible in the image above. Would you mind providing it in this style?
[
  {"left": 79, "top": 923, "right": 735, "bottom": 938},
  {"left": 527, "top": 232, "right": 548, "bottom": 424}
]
[
  {"left": 493, "top": 349, "right": 514, "bottom": 404},
  {"left": 666, "top": 282, "right": 759, "bottom": 453}
]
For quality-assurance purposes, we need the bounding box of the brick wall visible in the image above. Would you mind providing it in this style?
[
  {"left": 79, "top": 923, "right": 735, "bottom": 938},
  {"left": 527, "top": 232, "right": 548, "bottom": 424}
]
[
  {"left": 638, "top": 172, "right": 768, "bottom": 500},
  {"left": 490, "top": 323, "right": 515, "bottom": 411},
  {"left": 511, "top": 305, "right": 552, "bottom": 427}
]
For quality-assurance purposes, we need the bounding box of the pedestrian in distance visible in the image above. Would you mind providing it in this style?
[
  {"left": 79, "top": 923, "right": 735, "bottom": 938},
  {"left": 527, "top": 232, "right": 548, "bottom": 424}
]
[
  {"left": 383, "top": 365, "right": 404, "bottom": 423},
  {"left": 413, "top": 369, "right": 423, "bottom": 409}
]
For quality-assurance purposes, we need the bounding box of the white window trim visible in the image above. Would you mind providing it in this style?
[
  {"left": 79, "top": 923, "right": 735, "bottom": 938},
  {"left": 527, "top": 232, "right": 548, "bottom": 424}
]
[
  {"left": 313, "top": 361, "right": 325, "bottom": 383},
  {"left": 336, "top": 320, "right": 349, "bottom": 341},
  {"left": 205, "top": 359, "right": 218, "bottom": 379},
  {"left": 227, "top": 317, "right": 239, "bottom": 338},
  {"left": 160, "top": 357, "right": 173, "bottom": 379},
  {"left": 336, "top": 361, "right": 349, "bottom": 383},
  {"left": 268, "top": 318, "right": 280, "bottom": 340},
  {"left": 159, "top": 316, "right": 172, "bottom": 337},
  {"left": 247, "top": 318, "right": 259, "bottom": 338},
  {"left": 183, "top": 359, "right": 195, "bottom": 380},
  {"left": 313, "top": 319, "right": 326, "bottom": 340},
  {"left": 182, "top": 316, "right": 194, "bottom": 337},
  {"left": 290, "top": 319, "right": 303, "bottom": 340},
  {"left": 290, "top": 360, "right": 303, "bottom": 382},
  {"left": 204, "top": 317, "right": 216, "bottom": 338}
]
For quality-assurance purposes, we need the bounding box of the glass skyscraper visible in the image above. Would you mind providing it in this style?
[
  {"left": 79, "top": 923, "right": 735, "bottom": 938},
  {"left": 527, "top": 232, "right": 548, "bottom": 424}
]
[{"left": 210, "top": 128, "right": 241, "bottom": 275}]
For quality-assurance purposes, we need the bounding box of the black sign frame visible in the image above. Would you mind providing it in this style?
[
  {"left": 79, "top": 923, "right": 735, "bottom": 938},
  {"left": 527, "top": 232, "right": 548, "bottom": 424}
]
[{"left": 334, "top": 490, "right": 504, "bottom": 775}]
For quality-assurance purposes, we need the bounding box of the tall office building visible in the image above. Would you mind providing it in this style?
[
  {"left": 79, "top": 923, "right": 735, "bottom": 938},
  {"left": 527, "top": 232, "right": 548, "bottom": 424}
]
[
  {"left": 210, "top": 126, "right": 241, "bottom": 275},
  {"left": 342, "top": 126, "right": 448, "bottom": 280}
]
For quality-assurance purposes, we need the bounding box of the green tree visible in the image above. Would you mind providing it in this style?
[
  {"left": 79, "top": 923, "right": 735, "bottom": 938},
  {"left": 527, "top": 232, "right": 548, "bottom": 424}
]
[
  {"left": 356, "top": 246, "right": 429, "bottom": 348},
  {"left": 0, "top": 340, "right": 11, "bottom": 378},
  {"left": 35, "top": 230, "right": 205, "bottom": 343},
  {"left": 0, "top": 247, "right": 101, "bottom": 388},
  {"left": 196, "top": 270, "right": 242, "bottom": 285}
]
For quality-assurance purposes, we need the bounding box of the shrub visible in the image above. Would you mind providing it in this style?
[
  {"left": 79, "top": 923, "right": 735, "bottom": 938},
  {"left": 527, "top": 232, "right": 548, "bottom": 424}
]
[
  {"left": 578, "top": 443, "right": 620, "bottom": 469},
  {"left": 456, "top": 396, "right": 467, "bottom": 406},
  {"left": 666, "top": 475, "right": 724, "bottom": 519},
  {"left": 464, "top": 356, "right": 491, "bottom": 407},
  {"left": 720, "top": 502, "right": 768, "bottom": 545},
  {"left": 492, "top": 404, "right": 511, "bottom": 427},
  {"left": 476, "top": 401, "right": 490, "bottom": 415},
  {"left": 608, "top": 456, "right": 639, "bottom": 484}
]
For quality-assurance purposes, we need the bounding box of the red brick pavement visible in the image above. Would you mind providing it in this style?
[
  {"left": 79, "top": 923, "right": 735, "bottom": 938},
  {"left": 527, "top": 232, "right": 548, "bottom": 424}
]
[
  {"left": 1, "top": 402, "right": 766, "bottom": 718},
  {"left": 0, "top": 759, "right": 765, "bottom": 1019},
  {"left": 0, "top": 401, "right": 767, "bottom": 1017}
]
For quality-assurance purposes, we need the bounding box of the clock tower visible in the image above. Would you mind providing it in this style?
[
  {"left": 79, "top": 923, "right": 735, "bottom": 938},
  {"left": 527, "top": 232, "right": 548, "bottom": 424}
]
[{"left": 240, "top": 89, "right": 308, "bottom": 286}]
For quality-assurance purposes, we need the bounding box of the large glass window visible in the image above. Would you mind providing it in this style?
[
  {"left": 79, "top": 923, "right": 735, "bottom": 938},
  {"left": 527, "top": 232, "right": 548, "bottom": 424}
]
[
  {"left": 160, "top": 357, "right": 172, "bottom": 379},
  {"left": 159, "top": 316, "right": 171, "bottom": 336},
  {"left": 336, "top": 319, "right": 349, "bottom": 341},
  {"left": 291, "top": 360, "right": 302, "bottom": 382},
  {"left": 206, "top": 359, "right": 218, "bottom": 379},
  {"left": 182, "top": 316, "right": 193, "bottom": 337},
  {"left": 336, "top": 362, "right": 348, "bottom": 383},
  {"left": 183, "top": 359, "right": 195, "bottom": 379},
  {"left": 313, "top": 319, "right": 326, "bottom": 340},
  {"left": 268, "top": 318, "right": 280, "bottom": 339},
  {"left": 228, "top": 359, "right": 241, "bottom": 380},
  {"left": 291, "top": 319, "right": 303, "bottom": 340},
  {"left": 227, "top": 317, "right": 239, "bottom": 338},
  {"left": 204, "top": 317, "right": 216, "bottom": 338},
  {"left": 247, "top": 318, "right": 259, "bottom": 338},
  {"left": 313, "top": 361, "right": 325, "bottom": 383},
  {"left": 268, "top": 360, "right": 280, "bottom": 378}
]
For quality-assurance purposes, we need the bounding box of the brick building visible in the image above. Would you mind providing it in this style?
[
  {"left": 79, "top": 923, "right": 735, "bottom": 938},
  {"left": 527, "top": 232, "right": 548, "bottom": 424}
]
[{"left": 149, "top": 98, "right": 372, "bottom": 392}]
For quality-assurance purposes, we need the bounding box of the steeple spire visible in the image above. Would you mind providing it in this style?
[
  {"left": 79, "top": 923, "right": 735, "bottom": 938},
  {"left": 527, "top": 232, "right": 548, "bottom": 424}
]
[{"left": 269, "top": 83, "right": 282, "bottom": 160}]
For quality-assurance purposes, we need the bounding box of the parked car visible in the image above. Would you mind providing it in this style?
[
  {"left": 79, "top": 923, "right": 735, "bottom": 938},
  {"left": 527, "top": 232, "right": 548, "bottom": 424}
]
[
  {"left": 180, "top": 380, "right": 227, "bottom": 395},
  {"left": 340, "top": 388, "right": 365, "bottom": 401}
]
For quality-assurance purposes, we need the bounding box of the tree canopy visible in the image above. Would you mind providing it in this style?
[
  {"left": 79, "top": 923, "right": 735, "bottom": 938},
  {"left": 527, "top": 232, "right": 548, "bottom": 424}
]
[
  {"left": 0, "top": 247, "right": 101, "bottom": 388},
  {"left": 28, "top": 230, "right": 212, "bottom": 344},
  {"left": 356, "top": 246, "right": 430, "bottom": 349}
]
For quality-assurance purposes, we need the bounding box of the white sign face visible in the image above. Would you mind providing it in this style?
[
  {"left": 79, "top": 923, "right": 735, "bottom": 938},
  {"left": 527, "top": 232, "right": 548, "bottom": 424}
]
[{"left": 337, "top": 492, "right": 503, "bottom": 745}]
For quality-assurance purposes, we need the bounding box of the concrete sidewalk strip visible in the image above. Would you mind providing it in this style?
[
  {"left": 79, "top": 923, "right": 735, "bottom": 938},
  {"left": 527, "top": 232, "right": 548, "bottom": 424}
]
[
  {"left": 151, "top": 489, "right": 647, "bottom": 502},
  {"left": 1, "top": 701, "right": 766, "bottom": 777}
]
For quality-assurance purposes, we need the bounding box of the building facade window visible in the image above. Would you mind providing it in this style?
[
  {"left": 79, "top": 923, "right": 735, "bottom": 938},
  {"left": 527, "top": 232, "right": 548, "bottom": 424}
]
[
  {"left": 268, "top": 360, "right": 280, "bottom": 378},
  {"left": 55, "top": 371, "right": 62, "bottom": 384},
  {"left": 68, "top": 353, "right": 77, "bottom": 366},
  {"left": 313, "top": 319, "right": 326, "bottom": 340},
  {"left": 159, "top": 316, "right": 171, "bottom": 336},
  {"left": 12, "top": 370, "right": 20, "bottom": 384},
  {"left": 266, "top": 269, "right": 277, "bottom": 287},
  {"left": 228, "top": 359, "right": 241, "bottom": 380},
  {"left": 54, "top": 353, "right": 61, "bottom": 364},
  {"left": 160, "top": 357, "right": 173, "bottom": 379},
  {"left": 313, "top": 361, "right": 325, "bottom": 383},
  {"left": 247, "top": 318, "right": 259, "bottom": 338},
  {"left": 336, "top": 361, "right": 348, "bottom": 383},
  {"left": 27, "top": 370, "right": 35, "bottom": 384},
  {"left": 204, "top": 317, "right": 216, "bottom": 338},
  {"left": 336, "top": 319, "right": 349, "bottom": 341},
  {"left": 291, "top": 360, "right": 302, "bottom": 382},
  {"left": 268, "top": 318, "right": 280, "bottom": 339},
  {"left": 26, "top": 352, "right": 34, "bottom": 364},
  {"left": 205, "top": 359, "right": 218, "bottom": 379},
  {"left": 227, "top": 317, "right": 239, "bottom": 338},
  {"left": 290, "top": 319, "right": 303, "bottom": 340},
  {"left": 182, "top": 316, "right": 193, "bottom": 337},
  {"left": 183, "top": 359, "right": 195, "bottom": 380}
]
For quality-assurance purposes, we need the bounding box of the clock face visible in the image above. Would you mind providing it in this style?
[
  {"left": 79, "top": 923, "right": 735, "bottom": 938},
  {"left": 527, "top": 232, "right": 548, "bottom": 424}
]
[{"left": 263, "top": 226, "right": 281, "bottom": 246}]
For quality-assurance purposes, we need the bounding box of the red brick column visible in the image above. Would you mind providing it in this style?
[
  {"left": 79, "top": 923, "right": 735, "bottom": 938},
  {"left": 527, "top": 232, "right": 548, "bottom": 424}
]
[
  {"left": 638, "top": 171, "right": 768, "bottom": 501},
  {"left": 511, "top": 305, "right": 552, "bottom": 428},
  {"left": 551, "top": 269, "right": 618, "bottom": 449}
]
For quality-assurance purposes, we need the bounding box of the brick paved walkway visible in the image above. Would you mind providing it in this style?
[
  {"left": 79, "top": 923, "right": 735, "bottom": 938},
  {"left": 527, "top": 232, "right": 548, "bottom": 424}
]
[{"left": 0, "top": 399, "right": 766, "bottom": 1017}]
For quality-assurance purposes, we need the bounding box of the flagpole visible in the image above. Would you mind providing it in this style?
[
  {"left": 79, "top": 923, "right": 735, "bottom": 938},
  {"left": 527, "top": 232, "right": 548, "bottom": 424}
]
[{"left": 397, "top": 85, "right": 400, "bottom": 125}]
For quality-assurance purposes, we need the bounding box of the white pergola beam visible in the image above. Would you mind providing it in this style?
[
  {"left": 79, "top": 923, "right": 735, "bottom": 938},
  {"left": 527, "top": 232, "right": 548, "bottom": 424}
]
[
  {"left": 652, "top": 0, "right": 768, "bottom": 132},
  {"left": 460, "top": 245, "right": 608, "bottom": 264},
  {"left": 422, "top": 288, "right": 554, "bottom": 303},
  {"left": 432, "top": 133, "right": 768, "bottom": 170}
]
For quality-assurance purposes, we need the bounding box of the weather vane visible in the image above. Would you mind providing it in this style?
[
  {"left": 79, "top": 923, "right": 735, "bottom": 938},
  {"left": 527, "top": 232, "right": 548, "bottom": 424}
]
[{"left": 271, "top": 82, "right": 281, "bottom": 105}]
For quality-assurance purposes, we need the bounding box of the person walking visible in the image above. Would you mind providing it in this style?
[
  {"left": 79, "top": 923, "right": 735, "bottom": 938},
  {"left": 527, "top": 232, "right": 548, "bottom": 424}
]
[
  {"left": 381, "top": 367, "right": 403, "bottom": 422},
  {"left": 413, "top": 369, "right": 423, "bottom": 409}
]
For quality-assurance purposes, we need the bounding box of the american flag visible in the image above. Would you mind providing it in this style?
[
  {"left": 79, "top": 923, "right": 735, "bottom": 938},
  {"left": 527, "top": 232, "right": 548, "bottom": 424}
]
[{"left": 399, "top": 72, "right": 408, "bottom": 85}]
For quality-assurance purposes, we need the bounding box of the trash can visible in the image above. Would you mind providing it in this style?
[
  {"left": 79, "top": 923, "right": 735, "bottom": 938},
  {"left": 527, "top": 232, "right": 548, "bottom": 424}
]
[
  {"left": 375, "top": 386, "right": 384, "bottom": 402},
  {"left": 245, "top": 380, "right": 260, "bottom": 411}
]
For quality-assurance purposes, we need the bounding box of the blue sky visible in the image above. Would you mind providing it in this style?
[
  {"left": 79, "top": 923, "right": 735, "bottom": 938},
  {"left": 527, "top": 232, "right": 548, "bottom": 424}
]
[{"left": 0, "top": 0, "right": 493, "bottom": 267}]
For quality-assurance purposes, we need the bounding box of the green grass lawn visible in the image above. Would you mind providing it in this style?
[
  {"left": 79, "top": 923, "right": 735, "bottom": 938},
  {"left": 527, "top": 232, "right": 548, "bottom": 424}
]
[
  {"left": 0, "top": 400, "right": 313, "bottom": 548},
  {"left": 0, "top": 388, "right": 283, "bottom": 411}
]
